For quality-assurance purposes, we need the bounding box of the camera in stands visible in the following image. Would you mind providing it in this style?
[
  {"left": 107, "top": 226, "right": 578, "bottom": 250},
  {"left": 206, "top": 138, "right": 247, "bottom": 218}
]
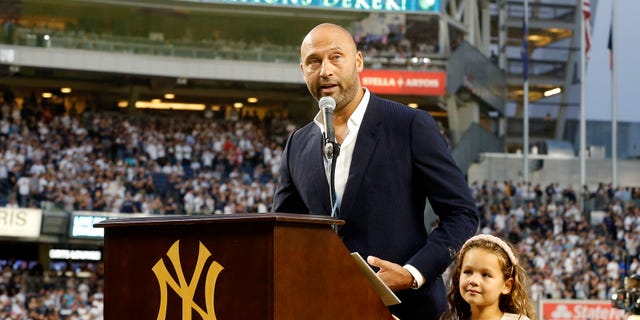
[{"left": 612, "top": 275, "right": 640, "bottom": 315}]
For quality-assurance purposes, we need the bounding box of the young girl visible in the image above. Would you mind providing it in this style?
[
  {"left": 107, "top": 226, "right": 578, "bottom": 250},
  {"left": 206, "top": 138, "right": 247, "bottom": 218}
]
[{"left": 440, "top": 234, "right": 535, "bottom": 320}]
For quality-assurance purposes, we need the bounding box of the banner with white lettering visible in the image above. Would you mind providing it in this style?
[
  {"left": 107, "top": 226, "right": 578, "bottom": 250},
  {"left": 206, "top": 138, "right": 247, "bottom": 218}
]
[
  {"left": 0, "top": 207, "right": 43, "bottom": 238},
  {"left": 540, "top": 299, "right": 625, "bottom": 320},
  {"left": 182, "top": 0, "right": 439, "bottom": 13},
  {"left": 360, "top": 69, "right": 446, "bottom": 96}
]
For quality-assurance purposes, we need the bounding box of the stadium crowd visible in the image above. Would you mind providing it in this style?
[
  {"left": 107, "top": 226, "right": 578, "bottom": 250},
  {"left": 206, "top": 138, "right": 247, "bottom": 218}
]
[
  {"left": 1, "top": 94, "right": 640, "bottom": 319},
  {"left": 470, "top": 180, "right": 640, "bottom": 304},
  {"left": 0, "top": 95, "right": 296, "bottom": 215}
]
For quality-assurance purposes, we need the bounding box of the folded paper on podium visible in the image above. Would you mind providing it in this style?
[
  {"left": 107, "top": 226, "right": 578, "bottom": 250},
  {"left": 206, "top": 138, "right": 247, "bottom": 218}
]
[{"left": 351, "top": 252, "right": 401, "bottom": 306}]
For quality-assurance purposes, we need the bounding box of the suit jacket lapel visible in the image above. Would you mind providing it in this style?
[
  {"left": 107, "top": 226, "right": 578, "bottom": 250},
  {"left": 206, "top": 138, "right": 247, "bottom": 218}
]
[
  {"left": 339, "top": 98, "right": 381, "bottom": 216},
  {"left": 302, "top": 126, "right": 332, "bottom": 214}
]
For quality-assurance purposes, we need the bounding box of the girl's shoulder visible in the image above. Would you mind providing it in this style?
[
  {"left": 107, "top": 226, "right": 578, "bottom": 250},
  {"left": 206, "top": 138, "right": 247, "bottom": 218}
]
[{"left": 501, "top": 313, "right": 531, "bottom": 320}]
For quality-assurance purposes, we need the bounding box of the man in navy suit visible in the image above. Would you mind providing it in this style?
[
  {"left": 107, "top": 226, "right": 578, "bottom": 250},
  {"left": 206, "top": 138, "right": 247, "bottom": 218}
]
[{"left": 272, "top": 23, "right": 478, "bottom": 320}]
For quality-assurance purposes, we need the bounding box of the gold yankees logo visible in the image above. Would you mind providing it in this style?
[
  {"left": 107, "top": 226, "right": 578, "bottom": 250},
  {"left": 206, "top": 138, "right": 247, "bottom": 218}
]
[{"left": 152, "top": 240, "right": 224, "bottom": 320}]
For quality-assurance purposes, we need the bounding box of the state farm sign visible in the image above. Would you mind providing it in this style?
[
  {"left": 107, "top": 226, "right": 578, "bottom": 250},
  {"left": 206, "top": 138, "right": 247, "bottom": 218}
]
[
  {"left": 360, "top": 69, "right": 446, "bottom": 96},
  {"left": 540, "top": 299, "right": 626, "bottom": 320}
]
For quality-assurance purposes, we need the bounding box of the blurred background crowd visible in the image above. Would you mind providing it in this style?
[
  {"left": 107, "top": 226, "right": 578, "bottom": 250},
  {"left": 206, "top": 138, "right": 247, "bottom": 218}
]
[
  {"left": 1, "top": 93, "right": 639, "bottom": 319},
  {"left": 0, "top": 92, "right": 296, "bottom": 215}
]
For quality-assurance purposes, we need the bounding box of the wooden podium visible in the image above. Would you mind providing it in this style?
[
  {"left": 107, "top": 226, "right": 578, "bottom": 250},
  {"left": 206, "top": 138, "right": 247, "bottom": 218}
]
[{"left": 95, "top": 213, "right": 394, "bottom": 319}]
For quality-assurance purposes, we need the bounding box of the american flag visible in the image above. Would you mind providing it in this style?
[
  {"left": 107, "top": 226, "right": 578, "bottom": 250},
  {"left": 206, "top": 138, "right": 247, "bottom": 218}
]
[
  {"left": 608, "top": 0, "right": 614, "bottom": 70},
  {"left": 522, "top": 3, "right": 529, "bottom": 80},
  {"left": 582, "top": 0, "right": 592, "bottom": 59},
  {"left": 608, "top": 24, "right": 613, "bottom": 69}
]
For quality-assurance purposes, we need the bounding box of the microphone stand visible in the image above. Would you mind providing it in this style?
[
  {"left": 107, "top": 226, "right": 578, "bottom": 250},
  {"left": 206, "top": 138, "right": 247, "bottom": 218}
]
[
  {"left": 324, "top": 136, "right": 341, "bottom": 220},
  {"left": 319, "top": 96, "right": 340, "bottom": 232}
]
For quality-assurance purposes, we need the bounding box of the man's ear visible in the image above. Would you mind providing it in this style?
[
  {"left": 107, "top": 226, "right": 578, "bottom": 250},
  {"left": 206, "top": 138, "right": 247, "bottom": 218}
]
[{"left": 355, "top": 51, "right": 364, "bottom": 72}]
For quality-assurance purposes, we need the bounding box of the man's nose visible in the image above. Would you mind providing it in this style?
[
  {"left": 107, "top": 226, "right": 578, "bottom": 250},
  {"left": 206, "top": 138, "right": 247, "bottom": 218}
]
[{"left": 320, "top": 60, "right": 333, "bottom": 78}]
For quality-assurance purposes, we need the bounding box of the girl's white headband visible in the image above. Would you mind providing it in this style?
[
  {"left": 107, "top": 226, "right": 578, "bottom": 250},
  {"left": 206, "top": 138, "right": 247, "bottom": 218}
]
[{"left": 460, "top": 234, "right": 518, "bottom": 266}]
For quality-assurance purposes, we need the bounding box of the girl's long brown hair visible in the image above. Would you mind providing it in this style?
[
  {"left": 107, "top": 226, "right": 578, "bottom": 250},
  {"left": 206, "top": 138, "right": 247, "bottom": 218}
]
[{"left": 440, "top": 237, "right": 536, "bottom": 320}]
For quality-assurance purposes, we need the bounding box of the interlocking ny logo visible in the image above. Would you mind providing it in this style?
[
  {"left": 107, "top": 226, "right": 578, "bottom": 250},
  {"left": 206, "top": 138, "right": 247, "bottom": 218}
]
[{"left": 152, "top": 240, "right": 224, "bottom": 320}]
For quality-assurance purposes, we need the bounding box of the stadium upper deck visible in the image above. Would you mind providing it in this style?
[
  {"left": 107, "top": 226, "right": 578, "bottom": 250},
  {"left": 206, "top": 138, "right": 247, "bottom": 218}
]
[
  {"left": 4, "top": 0, "right": 634, "bottom": 174},
  {"left": 0, "top": 0, "right": 461, "bottom": 127}
]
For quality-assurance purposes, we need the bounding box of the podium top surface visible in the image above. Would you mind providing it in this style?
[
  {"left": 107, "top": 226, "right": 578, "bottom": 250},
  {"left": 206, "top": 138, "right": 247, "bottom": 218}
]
[{"left": 94, "top": 213, "right": 344, "bottom": 228}]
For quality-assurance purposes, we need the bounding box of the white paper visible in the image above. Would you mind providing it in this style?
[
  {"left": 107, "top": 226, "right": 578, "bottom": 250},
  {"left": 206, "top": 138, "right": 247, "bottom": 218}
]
[{"left": 350, "top": 252, "right": 402, "bottom": 306}]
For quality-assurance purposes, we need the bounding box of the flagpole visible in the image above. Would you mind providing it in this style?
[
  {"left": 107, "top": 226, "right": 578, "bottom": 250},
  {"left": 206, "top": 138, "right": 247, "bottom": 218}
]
[
  {"left": 579, "top": 0, "right": 587, "bottom": 201},
  {"left": 611, "top": 0, "right": 618, "bottom": 188},
  {"left": 523, "top": 0, "right": 529, "bottom": 184}
]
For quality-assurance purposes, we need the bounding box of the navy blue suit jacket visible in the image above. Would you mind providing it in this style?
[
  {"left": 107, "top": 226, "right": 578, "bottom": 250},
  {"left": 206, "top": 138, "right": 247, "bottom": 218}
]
[{"left": 272, "top": 93, "right": 478, "bottom": 320}]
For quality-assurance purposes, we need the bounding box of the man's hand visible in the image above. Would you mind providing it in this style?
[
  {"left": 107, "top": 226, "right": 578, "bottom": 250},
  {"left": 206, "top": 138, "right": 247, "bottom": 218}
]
[{"left": 367, "top": 255, "right": 413, "bottom": 292}]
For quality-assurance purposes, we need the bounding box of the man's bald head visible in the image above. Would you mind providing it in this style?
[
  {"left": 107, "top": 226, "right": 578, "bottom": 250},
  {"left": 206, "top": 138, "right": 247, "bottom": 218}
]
[{"left": 301, "top": 23, "right": 357, "bottom": 57}]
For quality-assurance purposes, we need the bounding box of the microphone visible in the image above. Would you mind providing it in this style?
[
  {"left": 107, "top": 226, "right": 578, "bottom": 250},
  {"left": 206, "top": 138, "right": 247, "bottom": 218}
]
[
  {"left": 319, "top": 96, "right": 336, "bottom": 159},
  {"left": 318, "top": 96, "right": 340, "bottom": 223}
]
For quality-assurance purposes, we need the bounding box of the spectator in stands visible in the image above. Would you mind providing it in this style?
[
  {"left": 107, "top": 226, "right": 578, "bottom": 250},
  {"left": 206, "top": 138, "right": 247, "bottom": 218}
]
[
  {"left": 163, "top": 196, "right": 178, "bottom": 214},
  {"left": 119, "top": 191, "right": 139, "bottom": 213},
  {"left": 272, "top": 23, "right": 478, "bottom": 320}
]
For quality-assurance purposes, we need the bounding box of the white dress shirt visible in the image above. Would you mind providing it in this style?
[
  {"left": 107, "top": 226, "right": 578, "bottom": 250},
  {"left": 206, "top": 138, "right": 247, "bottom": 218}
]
[
  {"left": 313, "top": 89, "right": 370, "bottom": 206},
  {"left": 313, "top": 89, "right": 425, "bottom": 289}
]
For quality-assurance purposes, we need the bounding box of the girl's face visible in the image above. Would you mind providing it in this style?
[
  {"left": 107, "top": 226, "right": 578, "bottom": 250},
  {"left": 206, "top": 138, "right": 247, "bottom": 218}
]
[{"left": 459, "top": 248, "right": 513, "bottom": 315}]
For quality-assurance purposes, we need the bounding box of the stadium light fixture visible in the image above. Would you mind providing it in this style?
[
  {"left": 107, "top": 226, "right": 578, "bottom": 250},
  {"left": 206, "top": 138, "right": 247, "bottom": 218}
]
[
  {"left": 164, "top": 93, "right": 175, "bottom": 99},
  {"left": 247, "top": 97, "right": 258, "bottom": 103},
  {"left": 60, "top": 87, "right": 72, "bottom": 93},
  {"left": 410, "top": 57, "right": 431, "bottom": 64},
  {"left": 134, "top": 101, "right": 206, "bottom": 111},
  {"left": 544, "top": 87, "right": 562, "bottom": 97}
]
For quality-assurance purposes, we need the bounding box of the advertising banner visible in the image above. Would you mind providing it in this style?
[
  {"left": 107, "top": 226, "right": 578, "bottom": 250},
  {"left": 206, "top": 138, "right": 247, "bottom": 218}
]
[
  {"left": 540, "top": 299, "right": 626, "bottom": 320},
  {"left": 0, "top": 207, "right": 43, "bottom": 238},
  {"left": 360, "top": 69, "right": 446, "bottom": 96},
  {"left": 182, "top": 0, "right": 440, "bottom": 13}
]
